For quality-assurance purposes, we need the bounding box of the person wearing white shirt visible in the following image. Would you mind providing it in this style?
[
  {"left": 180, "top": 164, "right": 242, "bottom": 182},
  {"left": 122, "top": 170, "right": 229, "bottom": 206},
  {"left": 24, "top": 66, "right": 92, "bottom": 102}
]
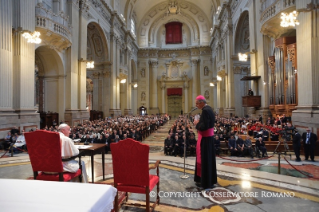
[
  {"left": 302, "top": 127, "right": 317, "bottom": 162},
  {"left": 15, "top": 131, "right": 26, "bottom": 149},
  {"left": 58, "top": 124, "right": 88, "bottom": 182}
]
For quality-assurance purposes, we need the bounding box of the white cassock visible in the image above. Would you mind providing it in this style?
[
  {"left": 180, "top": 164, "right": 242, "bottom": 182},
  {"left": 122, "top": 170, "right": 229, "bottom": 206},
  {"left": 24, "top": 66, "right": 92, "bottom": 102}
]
[{"left": 59, "top": 132, "right": 88, "bottom": 183}]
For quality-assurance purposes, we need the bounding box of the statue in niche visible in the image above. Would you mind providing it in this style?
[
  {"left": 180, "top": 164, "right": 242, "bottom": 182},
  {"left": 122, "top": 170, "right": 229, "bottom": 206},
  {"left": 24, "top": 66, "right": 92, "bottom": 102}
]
[
  {"left": 204, "top": 66, "right": 209, "bottom": 76},
  {"left": 141, "top": 68, "right": 145, "bottom": 78},
  {"left": 170, "top": 61, "right": 179, "bottom": 78},
  {"left": 204, "top": 90, "right": 209, "bottom": 100},
  {"left": 141, "top": 92, "right": 146, "bottom": 101}
]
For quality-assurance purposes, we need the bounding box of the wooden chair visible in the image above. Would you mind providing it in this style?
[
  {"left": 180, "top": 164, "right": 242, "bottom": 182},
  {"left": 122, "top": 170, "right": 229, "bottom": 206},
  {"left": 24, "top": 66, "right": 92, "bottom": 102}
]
[
  {"left": 111, "top": 138, "right": 160, "bottom": 212},
  {"left": 220, "top": 140, "right": 229, "bottom": 155},
  {"left": 25, "top": 130, "right": 83, "bottom": 182}
]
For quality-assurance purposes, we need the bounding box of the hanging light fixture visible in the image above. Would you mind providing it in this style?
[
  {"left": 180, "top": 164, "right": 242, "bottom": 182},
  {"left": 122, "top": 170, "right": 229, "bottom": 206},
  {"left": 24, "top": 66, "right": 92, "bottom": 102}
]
[
  {"left": 86, "top": 61, "right": 94, "bottom": 68},
  {"left": 22, "top": 31, "right": 41, "bottom": 44},
  {"left": 238, "top": 53, "right": 248, "bottom": 61},
  {"left": 280, "top": 11, "right": 299, "bottom": 27}
]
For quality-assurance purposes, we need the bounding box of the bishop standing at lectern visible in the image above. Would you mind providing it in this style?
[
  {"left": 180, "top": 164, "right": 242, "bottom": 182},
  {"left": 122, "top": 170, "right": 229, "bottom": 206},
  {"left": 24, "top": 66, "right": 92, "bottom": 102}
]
[{"left": 193, "top": 95, "right": 217, "bottom": 189}]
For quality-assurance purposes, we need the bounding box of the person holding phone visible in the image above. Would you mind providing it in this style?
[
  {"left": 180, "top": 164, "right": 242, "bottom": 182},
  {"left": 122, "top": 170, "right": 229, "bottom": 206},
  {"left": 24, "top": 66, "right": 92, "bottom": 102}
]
[{"left": 193, "top": 95, "right": 217, "bottom": 189}]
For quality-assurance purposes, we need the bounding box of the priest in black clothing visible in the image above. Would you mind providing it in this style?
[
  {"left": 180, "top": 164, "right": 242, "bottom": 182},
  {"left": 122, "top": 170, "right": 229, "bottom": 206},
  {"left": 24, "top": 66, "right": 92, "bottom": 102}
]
[{"left": 193, "top": 95, "right": 217, "bottom": 189}]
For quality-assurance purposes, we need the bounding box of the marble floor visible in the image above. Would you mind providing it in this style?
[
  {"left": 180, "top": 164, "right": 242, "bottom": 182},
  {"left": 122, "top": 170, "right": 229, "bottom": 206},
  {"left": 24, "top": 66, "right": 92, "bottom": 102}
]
[{"left": 0, "top": 120, "right": 319, "bottom": 212}]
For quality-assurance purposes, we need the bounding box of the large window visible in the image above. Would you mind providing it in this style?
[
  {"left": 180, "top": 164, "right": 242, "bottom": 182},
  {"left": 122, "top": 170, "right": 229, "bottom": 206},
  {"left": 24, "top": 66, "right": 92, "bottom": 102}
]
[
  {"left": 131, "top": 19, "right": 135, "bottom": 36},
  {"left": 165, "top": 22, "right": 182, "bottom": 44}
]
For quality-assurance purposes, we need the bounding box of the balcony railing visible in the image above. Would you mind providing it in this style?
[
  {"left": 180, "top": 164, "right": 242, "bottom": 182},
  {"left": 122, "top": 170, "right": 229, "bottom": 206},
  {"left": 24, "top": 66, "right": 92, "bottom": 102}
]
[
  {"left": 260, "top": 0, "right": 296, "bottom": 24},
  {"left": 35, "top": 4, "right": 72, "bottom": 50}
]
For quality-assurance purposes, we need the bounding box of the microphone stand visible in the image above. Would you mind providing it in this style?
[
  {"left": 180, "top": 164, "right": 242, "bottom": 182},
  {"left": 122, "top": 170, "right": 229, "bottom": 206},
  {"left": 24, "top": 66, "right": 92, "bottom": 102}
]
[
  {"left": 180, "top": 108, "right": 196, "bottom": 179},
  {"left": 180, "top": 139, "right": 189, "bottom": 179}
]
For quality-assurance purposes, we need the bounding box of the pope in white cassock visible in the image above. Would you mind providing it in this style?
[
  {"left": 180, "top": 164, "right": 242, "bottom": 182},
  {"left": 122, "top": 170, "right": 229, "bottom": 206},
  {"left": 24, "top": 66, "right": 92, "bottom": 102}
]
[{"left": 58, "top": 124, "right": 88, "bottom": 183}]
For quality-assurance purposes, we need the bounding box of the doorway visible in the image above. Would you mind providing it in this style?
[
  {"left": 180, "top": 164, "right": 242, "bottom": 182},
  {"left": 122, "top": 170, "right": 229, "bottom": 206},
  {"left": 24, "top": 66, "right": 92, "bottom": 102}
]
[{"left": 167, "top": 95, "right": 182, "bottom": 118}]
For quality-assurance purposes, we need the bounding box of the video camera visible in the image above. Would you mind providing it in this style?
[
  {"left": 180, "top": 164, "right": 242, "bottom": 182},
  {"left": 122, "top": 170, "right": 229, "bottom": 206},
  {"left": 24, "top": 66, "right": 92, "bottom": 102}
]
[{"left": 279, "top": 126, "right": 296, "bottom": 141}]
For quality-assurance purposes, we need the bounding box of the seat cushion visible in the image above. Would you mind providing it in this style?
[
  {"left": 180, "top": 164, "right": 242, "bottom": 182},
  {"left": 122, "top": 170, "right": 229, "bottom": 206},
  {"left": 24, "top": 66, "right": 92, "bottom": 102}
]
[
  {"left": 117, "top": 174, "right": 159, "bottom": 194},
  {"left": 36, "top": 169, "right": 81, "bottom": 181}
]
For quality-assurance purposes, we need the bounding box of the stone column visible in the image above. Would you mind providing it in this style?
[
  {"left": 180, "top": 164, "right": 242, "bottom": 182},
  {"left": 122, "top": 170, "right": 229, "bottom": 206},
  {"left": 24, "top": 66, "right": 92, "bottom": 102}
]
[
  {"left": 11, "top": 0, "right": 40, "bottom": 127},
  {"left": 109, "top": 35, "right": 121, "bottom": 117},
  {"left": 64, "top": 0, "right": 89, "bottom": 124},
  {"left": 184, "top": 81, "right": 189, "bottom": 113},
  {"left": 0, "top": 0, "right": 13, "bottom": 113},
  {"left": 116, "top": 40, "right": 120, "bottom": 110},
  {"left": 124, "top": 51, "right": 132, "bottom": 115},
  {"left": 292, "top": 0, "right": 319, "bottom": 129},
  {"left": 101, "top": 68, "right": 111, "bottom": 117},
  {"left": 191, "top": 59, "right": 199, "bottom": 107},
  {"left": 149, "top": 60, "right": 158, "bottom": 109},
  {"left": 59, "top": 0, "right": 64, "bottom": 12},
  {"left": 53, "top": 0, "right": 59, "bottom": 13},
  {"left": 161, "top": 81, "right": 166, "bottom": 114},
  {"left": 92, "top": 72, "right": 99, "bottom": 110},
  {"left": 225, "top": 28, "right": 235, "bottom": 117},
  {"left": 233, "top": 68, "right": 243, "bottom": 117}
]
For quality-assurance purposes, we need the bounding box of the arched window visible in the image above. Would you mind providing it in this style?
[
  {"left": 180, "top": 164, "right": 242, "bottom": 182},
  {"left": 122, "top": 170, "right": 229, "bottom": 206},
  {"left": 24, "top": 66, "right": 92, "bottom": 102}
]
[
  {"left": 165, "top": 22, "right": 182, "bottom": 44},
  {"left": 131, "top": 19, "right": 135, "bottom": 36}
]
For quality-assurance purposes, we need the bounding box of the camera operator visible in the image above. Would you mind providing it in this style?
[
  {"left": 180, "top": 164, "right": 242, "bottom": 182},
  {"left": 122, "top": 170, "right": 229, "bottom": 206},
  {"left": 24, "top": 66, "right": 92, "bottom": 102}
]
[
  {"left": 283, "top": 122, "right": 295, "bottom": 141},
  {"left": 293, "top": 129, "right": 301, "bottom": 162}
]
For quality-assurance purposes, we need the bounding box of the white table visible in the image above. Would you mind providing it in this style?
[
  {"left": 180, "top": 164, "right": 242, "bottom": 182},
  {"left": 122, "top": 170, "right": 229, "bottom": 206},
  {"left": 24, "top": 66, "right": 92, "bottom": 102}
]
[{"left": 0, "top": 179, "right": 117, "bottom": 212}]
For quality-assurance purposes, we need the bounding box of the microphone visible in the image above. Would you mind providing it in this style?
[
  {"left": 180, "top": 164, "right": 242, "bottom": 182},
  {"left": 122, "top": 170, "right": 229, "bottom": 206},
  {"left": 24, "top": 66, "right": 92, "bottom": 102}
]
[{"left": 190, "top": 107, "right": 198, "bottom": 113}]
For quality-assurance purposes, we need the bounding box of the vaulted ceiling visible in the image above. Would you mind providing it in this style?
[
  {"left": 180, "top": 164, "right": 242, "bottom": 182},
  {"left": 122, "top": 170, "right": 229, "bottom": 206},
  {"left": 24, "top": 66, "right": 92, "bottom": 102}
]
[
  {"left": 119, "top": 0, "right": 221, "bottom": 26},
  {"left": 117, "top": 0, "right": 222, "bottom": 47}
]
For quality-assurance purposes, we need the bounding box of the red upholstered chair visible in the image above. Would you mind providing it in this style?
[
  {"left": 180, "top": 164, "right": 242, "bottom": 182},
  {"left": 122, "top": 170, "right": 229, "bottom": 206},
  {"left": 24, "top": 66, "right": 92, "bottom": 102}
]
[
  {"left": 111, "top": 138, "right": 160, "bottom": 212},
  {"left": 25, "top": 130, "right": 83, "bottom": 182}
]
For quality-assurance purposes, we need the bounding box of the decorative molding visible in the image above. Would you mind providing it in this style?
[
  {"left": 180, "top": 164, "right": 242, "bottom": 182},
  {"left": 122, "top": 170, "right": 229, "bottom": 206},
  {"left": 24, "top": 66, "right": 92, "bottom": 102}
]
[
  {"left": 268, "top": 56, "right": 275, "bottom": 73},
  {"left": 287, "top": 43, "right": 296, "bottom": 68}
]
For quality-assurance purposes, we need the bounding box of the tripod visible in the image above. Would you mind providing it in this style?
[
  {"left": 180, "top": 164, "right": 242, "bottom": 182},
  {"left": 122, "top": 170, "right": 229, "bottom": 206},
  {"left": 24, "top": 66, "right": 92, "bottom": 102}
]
[{"left": 273, "top": 138, "right": 291, "bottom": 159}]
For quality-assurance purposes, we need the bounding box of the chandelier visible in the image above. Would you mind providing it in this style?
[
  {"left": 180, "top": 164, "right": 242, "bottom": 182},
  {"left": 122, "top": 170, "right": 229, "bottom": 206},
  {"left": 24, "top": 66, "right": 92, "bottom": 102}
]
[
  {"left": 280, "top": 11, "right": 299, "bottom": 27},
  {"left": 22, "top": 31, "right": 41, "bottom": 44}
]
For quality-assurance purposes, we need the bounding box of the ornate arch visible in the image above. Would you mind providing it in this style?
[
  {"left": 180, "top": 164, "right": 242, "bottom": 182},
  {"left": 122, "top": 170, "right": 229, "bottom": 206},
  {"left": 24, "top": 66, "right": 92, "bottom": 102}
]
[
  {"left": 234, "top": 11, "right": 250, "bottom": 54},
  {"left": 138, "top": 1, "right": 211, "bottom": 47},
  {"left": 87, "top": 22, "right": 109, "bottom": 62}
]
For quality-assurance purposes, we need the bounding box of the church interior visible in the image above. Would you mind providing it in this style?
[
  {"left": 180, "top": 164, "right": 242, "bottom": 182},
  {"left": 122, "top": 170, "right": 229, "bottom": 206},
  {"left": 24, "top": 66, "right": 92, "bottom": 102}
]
[{"left": 0, "top": 0, "right": 319, "bottom": 211}]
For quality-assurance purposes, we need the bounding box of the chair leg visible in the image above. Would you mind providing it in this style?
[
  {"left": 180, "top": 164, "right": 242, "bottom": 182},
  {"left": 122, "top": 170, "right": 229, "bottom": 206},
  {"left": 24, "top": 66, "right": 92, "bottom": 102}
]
[
  {"left": 146, "top": 187, "right": 150, "bottom": 212},
  {"left": 114, "top": 192, "right": 119, "bottom": 212},
  {"left": 157, "top": 183, "right": 160, "bottom": 205}
]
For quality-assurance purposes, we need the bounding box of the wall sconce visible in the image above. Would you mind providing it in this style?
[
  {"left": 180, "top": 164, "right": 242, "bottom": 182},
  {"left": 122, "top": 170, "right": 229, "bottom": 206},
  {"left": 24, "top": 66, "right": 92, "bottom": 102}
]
[
  {"left": 210, "top": 83, "right": 215, "bottom": 86},
  {"left": 263, "top": 81, "right": 266, "bottom": 85},
  {"left": 120, "top": 79, "right": 127, "bottom": 83},
  {"left": 238, "top": 50, "right": 257, "bottom": 62},
  {"left": 86, "top": 61, "right": 94, "bottom": 68},
  {"left": 22, "top": 31, "right": 41, "bottom": 44},
  {"left": 79, "top": 58, "right": 94, "bottom": 68},
  {"left": 280, "top": 11, "right": 299, "bottom": 27},
  {"left": 217, "top": 76, "right": 222, "bottom": 81},
  {"left": 294, "top": 69, "right": 297, "bottom": 74},
  {"left": 133, "top": 83, "right": 138, "bottom": 88}
]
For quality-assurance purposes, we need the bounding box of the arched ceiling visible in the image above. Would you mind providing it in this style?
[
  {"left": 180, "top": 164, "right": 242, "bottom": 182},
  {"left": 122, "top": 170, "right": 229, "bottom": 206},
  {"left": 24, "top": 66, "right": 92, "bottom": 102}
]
[{"left": 120, "top": 0, "right": 221, "bottom": 26}]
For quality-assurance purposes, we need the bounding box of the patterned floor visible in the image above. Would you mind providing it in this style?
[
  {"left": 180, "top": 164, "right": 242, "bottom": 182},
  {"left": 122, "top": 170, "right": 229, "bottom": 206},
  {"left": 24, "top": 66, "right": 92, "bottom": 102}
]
[{"left": 0, "top": 119, "right": 319, "bottom": 212}]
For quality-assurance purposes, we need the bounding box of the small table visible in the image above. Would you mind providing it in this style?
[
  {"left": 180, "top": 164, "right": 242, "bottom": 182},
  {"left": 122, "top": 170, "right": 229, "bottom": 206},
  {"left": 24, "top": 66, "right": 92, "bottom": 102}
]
[
  {"left": 77, "top": 143, "right": 106, "bottom": 183},
  {"left": 0, "top": 179, "right": 117, "bottom": 211}
]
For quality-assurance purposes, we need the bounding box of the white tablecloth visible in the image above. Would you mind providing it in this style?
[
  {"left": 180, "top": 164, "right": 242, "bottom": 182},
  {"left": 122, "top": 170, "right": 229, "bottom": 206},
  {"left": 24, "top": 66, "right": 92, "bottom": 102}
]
[{"left": 0, "top": 179, "right": 117, "bottom": 212}]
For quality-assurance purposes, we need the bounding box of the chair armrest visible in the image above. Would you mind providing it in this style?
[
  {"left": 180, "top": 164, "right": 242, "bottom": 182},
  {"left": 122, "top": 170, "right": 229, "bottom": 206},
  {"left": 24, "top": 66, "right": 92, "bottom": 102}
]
[
  {"left": 149, "top": 160, "right": 161, "bottom": 170},
  {"left": 62, "top": 150, "right": 86, "bottom": 162}
]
